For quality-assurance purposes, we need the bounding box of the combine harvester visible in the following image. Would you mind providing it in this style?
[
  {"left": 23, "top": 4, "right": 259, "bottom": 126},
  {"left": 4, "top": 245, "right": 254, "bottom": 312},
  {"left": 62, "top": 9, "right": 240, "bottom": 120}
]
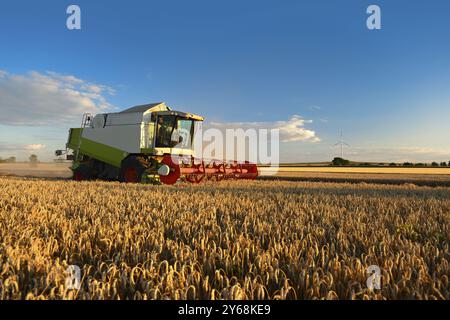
[{"left": 56, "top": 102, "right": 258, "bottom": 185}]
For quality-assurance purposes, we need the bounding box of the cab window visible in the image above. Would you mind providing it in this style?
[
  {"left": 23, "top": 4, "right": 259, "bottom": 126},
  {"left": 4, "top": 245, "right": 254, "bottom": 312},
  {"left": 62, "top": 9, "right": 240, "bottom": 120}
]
[{"left": 155, "top": 115, "right": 176, "bottom": 147}]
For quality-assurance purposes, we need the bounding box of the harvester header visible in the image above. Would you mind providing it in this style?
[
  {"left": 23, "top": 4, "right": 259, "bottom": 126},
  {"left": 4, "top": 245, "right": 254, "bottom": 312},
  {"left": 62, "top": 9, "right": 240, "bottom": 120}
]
[{"left": 56, "top": 102, "right": 258, "bottom": 184}]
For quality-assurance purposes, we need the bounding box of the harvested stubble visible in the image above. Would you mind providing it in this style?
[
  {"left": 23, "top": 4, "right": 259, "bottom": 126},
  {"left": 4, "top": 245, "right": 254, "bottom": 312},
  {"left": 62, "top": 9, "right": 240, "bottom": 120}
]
[{"left": 0, "top": 177, "right": 448, "bottom": 300}]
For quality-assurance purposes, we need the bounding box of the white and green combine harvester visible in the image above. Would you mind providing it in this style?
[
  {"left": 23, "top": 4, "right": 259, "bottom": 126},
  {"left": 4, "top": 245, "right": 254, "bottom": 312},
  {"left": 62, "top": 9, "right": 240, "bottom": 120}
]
[{"left": 56, "top": 102, "right": 258, "bottom": 185}]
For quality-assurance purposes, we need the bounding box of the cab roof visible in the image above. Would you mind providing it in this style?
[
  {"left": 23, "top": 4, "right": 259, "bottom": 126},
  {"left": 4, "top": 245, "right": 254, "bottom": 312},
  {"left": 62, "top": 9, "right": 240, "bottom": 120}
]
[
  {"left": 120, "top": 102, "right": 170, "bottom": 114},
  {"left": 119, "top": 102, "right": 203, "bottom": 121}
]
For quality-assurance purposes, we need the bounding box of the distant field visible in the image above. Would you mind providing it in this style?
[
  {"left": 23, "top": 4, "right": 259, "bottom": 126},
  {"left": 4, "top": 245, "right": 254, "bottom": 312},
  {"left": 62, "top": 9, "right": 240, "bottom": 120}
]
[
  {"left": 260, "top": 166, "right": 450, "bottom": 175},
  {"left": 0, "top": 163, "right": 72, "bottom": 178},
  {"left": 260, "top": 167, "right": 450, "bottom": 187}
]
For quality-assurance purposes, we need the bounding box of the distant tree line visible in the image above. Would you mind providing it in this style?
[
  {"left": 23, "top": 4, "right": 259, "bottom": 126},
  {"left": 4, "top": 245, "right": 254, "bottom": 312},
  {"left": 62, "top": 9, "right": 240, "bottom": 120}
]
[
  {"left": 0, "top": 155, "right": 40, "bottom": 163},
  {"left": 0, "top": 156, "right": 16, "bottom": 163},
  {"left": 29, "top": 154, "right": 38, "bottom": 163},
  {"left": 401, "top": 161, "right": 450, "bottom": 167},
  {"left": 331, "top": 157, "right": 350, "bottom": 166},
  {"left": 330, "top": 157, "right": 450, "bottom": 167}
]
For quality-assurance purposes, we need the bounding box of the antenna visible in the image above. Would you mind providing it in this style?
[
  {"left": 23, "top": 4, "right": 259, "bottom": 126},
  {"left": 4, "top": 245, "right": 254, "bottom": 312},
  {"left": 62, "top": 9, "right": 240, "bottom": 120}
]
[{"left": 334, "top": 131, "right": 350, "bottom": 158}]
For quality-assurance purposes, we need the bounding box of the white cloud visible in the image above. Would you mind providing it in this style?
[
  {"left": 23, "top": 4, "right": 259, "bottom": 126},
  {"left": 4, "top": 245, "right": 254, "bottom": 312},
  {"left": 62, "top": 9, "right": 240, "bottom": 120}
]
[
  {"left": 0, "top": 70, "right": 115, "bottom": 126},
  {"left": 24, "top": 144, "right": 46, "bottom": 150},
  {"left": 208, "top": 115, "right": 320, "bottom": 143}
]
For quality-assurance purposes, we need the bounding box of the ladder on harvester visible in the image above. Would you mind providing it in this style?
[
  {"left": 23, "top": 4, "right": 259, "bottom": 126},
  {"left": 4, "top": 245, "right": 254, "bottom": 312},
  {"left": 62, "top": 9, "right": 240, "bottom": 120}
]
[{"left": 74, "top": 113, "right": 93, "bottom": 162}]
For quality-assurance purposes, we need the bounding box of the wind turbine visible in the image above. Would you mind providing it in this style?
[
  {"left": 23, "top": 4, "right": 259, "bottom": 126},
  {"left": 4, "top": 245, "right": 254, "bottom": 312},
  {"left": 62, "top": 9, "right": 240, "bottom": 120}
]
[{"left": 334, "top": 131, "right": 350, "bottom": 158}]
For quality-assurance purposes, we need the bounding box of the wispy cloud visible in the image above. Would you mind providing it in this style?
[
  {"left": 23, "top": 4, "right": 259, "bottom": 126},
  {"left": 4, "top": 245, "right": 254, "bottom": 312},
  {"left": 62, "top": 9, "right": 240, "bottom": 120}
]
[
  {"left": 308, "top": 105, "right": 321, "bottom": 111},
  {"left": 0, "top": 142, "right": 46, "bottom": 152},
  {"left": 208, "top": 115, "right": 320, "bottom": 143},
  {"left": 341, "top": 146, "right": 450, "bottom": 162},
  {"left": 0, "top": 70, "right": 115, "bottom": 126},
  {"left": 23, "top": 144, "right": 46, "bottom": 151}
]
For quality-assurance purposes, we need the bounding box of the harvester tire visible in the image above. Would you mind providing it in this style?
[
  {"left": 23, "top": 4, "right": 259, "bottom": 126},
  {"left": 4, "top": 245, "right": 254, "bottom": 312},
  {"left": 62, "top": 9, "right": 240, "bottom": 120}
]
[
  {"left": 119, "top": 156, "right": 148, "bottom": 183},
  {"left": 73, "top": 163, "right": 93, "bottom": 181}
]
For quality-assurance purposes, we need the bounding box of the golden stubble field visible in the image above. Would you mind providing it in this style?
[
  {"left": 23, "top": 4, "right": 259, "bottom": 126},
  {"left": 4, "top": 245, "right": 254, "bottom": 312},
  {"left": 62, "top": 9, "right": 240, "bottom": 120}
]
[{"left": 0, "top": 177, "right": 448, "bottom": 300}]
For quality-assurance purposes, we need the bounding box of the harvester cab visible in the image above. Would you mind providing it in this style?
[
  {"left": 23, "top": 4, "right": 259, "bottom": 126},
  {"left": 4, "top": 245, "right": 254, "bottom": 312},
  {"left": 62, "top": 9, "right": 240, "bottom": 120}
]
[{"left": 56, "top": 102, "right": 258, "bottom": 185}]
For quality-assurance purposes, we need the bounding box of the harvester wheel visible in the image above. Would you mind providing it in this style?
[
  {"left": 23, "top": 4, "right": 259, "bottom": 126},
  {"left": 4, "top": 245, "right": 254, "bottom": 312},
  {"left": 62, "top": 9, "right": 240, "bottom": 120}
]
[
  {"left": 73, "top": 164, "right": 92, "bottom": 181},
  {"left": 159, "top": 155, "right": 181, "bottom": 185},
  {"left": 119, "top": 156, "right": 148, "bottom": 183}
]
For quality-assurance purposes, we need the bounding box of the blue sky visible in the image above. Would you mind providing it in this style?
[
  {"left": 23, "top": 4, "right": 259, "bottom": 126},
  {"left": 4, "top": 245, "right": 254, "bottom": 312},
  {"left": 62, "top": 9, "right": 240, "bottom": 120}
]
[{"left": 1, "top": 0, "right": 449, "bottom": 162}]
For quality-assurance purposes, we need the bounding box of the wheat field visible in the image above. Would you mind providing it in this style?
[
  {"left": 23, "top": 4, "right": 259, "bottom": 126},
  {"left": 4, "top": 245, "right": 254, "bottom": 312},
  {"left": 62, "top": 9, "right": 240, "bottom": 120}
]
[{"left": 0, "top": 176, "right": 448, "bottom": 300}]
